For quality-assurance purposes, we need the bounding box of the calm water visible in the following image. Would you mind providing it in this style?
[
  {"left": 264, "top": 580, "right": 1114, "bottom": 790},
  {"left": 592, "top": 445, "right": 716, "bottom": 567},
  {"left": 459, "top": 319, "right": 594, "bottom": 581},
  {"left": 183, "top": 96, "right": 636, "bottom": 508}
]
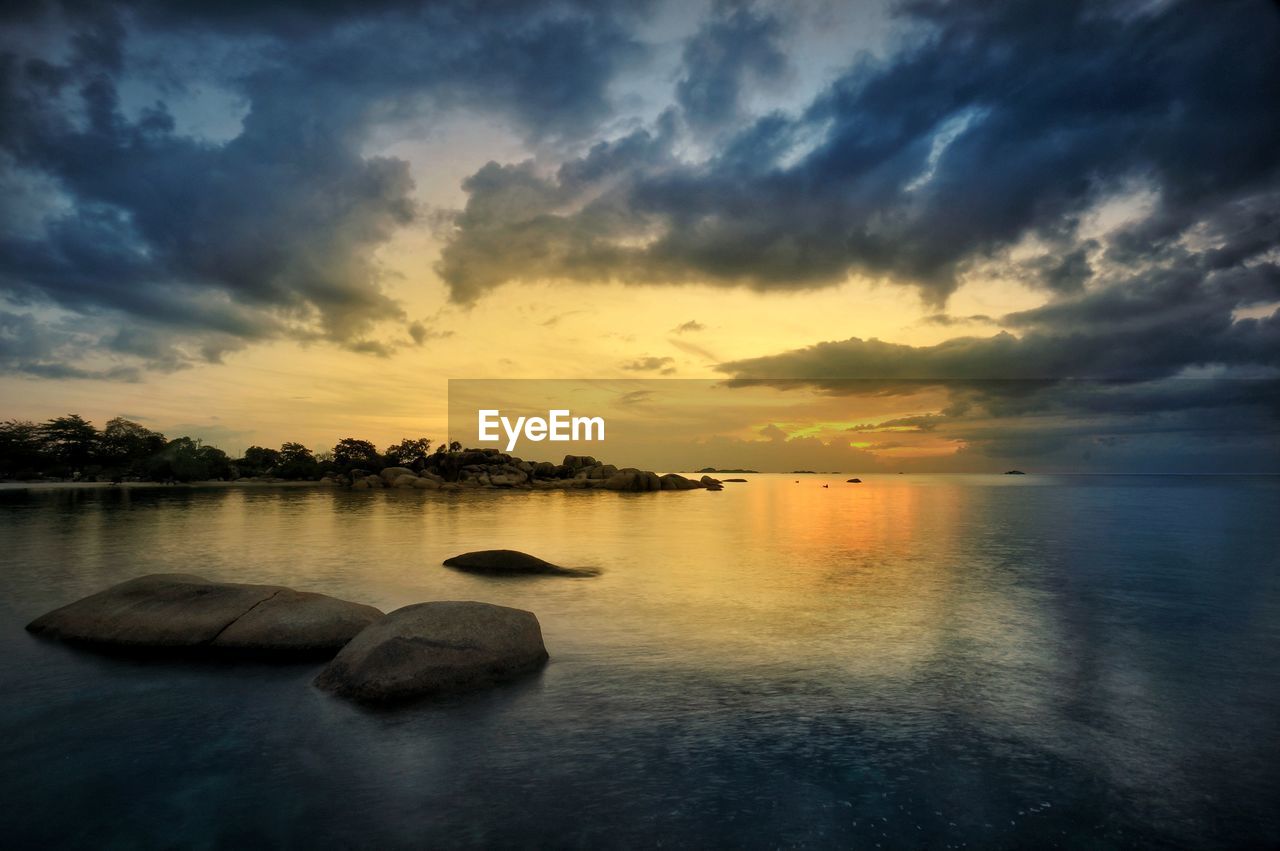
[{"left": 1, "top": 475, "right": 1278, "bottom": 849}]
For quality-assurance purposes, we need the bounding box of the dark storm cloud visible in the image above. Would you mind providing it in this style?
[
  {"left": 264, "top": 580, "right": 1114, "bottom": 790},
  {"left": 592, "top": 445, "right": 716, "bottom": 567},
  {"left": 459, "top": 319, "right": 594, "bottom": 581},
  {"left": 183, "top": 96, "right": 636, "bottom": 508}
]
[
  {"left": 715, "top": 228, "right": 1280, "bottom": 466},
  {"left": 439, "top": 0, "right": 1280, "bottom": 305},
  {"left": 919, "top": 313, "right": 994, "bottom": 327},
  {"left": 675, "top": 0, "right": 788, "bottom": 134},
  {"left": 0, "top": 0, "right": 650, "bottom": 375},
  {"left": 0, "top": 308, "right": 142, "bottom": 379}
]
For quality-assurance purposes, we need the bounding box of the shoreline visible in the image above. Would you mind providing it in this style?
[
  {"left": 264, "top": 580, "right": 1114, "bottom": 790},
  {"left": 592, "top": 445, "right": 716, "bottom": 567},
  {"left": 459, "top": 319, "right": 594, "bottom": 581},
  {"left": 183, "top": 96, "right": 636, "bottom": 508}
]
[
  {"left": 5, "top": 472, "right": 1278, "bottom": 492},
  {"left": 0, "top": 479, "right": 329, "bottom": 491}
]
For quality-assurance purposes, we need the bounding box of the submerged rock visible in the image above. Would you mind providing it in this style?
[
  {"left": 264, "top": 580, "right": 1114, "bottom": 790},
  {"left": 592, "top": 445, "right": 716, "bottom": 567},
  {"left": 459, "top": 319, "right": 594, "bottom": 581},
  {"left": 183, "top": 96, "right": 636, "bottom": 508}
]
[
  {"left": 443, "top": 549, "right": 598, "bottom": 577},
  {"left": 699, "top": 474, "right": 724, "bottom": 491},
  {"left": 722, "top": 478, "right": 748, "bottom": 483},
  {"left": 314, "top": 601, "right": 548, "bottom": 704},
  {"left": 26, "top": 573, "right": 382, "bottom": 656}
]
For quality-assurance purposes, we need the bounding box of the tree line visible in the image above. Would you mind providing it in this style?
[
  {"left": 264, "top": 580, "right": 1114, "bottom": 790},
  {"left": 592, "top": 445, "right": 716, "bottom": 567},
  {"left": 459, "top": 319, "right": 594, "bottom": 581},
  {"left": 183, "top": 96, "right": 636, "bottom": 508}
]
[{"left": 0, "top": 415, "right": 458, "bottom": 483}]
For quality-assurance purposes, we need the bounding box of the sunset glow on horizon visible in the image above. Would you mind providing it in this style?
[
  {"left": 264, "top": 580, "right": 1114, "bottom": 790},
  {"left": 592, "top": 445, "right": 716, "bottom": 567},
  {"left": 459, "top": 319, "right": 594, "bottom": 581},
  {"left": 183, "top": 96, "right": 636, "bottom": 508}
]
[{"left": 1, "top": 0, "right": 1277, "bottom": 472}]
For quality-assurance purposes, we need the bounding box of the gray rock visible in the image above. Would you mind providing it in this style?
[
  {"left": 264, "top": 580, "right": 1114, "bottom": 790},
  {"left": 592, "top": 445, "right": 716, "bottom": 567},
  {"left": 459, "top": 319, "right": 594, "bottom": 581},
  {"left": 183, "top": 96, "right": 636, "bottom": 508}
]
[
  {"left": 659, "top": 473, "right": 699, "bottom": 490},
  {"left": 604, "top": 469, "right": 663, "bottom": 492},
  {"left": 313, "top": 601, "right": 549, "bottom": 704},
  {"left": 380, "top": 466, "right": 417, "bottom": 485},
  {"left": 487, "top": 470, "right": 528, "bottom": 487},
  {"left": 443, "top": 549, "right": 599, "bottom": 577},
  {"left": 26, "top": 574, "right": 382, "bottom": 656}
]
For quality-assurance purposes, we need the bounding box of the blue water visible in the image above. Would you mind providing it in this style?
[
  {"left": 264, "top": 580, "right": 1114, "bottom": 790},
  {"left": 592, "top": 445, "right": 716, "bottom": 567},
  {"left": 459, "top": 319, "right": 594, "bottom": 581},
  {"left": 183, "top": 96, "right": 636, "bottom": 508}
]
[{"left": 1, "top": 475, "right": 1277, "bottom": 849}]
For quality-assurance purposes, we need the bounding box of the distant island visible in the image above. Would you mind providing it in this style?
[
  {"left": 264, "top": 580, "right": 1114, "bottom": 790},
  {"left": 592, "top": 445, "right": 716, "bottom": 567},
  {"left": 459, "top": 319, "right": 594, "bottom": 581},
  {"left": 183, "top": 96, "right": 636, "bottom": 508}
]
[
  {"left": 696, "top": 467, "right": 759, "bottom": 474},
  {"left": 1004, "top": 470, "right": 1027, "bottom": 475},
  {"left": 0, "top": 413, "right": 729, "bottom": 493}
]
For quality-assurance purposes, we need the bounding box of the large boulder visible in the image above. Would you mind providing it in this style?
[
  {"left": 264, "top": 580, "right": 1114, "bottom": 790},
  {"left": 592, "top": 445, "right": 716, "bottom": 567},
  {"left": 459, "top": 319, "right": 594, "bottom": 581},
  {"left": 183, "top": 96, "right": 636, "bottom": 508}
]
[
  {"left": 604, "top": 469, "right": 663, "bottom": 492},
  {"left": 26, "top": 574, "right": 382, "bottom": 656},
  {"left": 313, "top": 602, "right": 548, "bottom": 704},
  {"left": 487, "top": 469, "right": 528, "bottom": 487},
  {"left": 443, "top": 549, "right": 598, "bottom": 577},
  {"left": 659, "top": 473, "right": 699, "bottom": 491},
  {"left": 562, "top": 454, "right": 598, "bottom": 471},
  {"left": 380, "top": 467, "right": 417, "bottom": 485}
]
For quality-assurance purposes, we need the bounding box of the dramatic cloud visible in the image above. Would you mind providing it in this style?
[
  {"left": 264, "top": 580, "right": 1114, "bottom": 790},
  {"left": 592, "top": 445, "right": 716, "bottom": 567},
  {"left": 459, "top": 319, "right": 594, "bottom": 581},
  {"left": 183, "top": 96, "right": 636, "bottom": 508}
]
[
  {"left": 438, "top": 0, "right": 1280, "bottom": 305},
  {"left": 0, "top": 0, "right": 649, "bottom": 374},
  {"left": 3, "top": 0, "right": 1278, "bottom": 424},
  {"left": 714, "top": 246, "right": 1280, "bottom": 463},
  {"left": 675, "top": 0, "right": 788, "bottom": 134}
]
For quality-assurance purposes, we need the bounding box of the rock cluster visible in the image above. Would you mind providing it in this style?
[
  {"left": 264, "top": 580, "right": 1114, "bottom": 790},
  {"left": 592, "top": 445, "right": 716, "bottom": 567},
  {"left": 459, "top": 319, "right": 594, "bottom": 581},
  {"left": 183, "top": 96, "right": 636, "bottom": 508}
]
[
  {"left": 327, "top": 451, "right": 724, "bottom": 493},
  {"left": 30, "top": 572, "right": 554, "bottom": 706}
]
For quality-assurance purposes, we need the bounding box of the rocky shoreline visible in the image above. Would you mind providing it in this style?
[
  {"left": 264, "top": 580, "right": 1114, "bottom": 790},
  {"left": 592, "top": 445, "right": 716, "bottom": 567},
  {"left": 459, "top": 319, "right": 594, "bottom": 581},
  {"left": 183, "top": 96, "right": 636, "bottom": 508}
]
[
  {"left": 27, "top": 556, "right": 580, "bottom": 706},
  {"left": 332, "top": 450, "right": 725, "bottom": 493}
]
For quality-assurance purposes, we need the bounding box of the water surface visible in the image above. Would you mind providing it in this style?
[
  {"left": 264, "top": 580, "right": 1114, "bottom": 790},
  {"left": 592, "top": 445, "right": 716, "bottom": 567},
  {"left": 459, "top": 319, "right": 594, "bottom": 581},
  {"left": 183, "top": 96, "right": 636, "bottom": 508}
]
[{"left": 1, "top": 474, "right": 1277, "bottom": 848}]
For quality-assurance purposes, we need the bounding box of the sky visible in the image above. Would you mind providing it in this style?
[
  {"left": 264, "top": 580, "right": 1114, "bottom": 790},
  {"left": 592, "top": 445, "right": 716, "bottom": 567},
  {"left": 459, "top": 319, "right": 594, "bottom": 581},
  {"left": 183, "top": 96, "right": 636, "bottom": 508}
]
[{"left": 1, "top": 0, "right": 1278, "bottom": 471}]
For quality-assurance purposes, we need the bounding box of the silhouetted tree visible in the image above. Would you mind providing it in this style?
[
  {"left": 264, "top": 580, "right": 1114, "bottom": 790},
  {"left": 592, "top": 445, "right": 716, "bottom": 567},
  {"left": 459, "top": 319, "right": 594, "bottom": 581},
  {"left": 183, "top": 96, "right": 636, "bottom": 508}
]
[
  {"left": 238, "top": 446, "right": 281, "bottom": 476},
  {"left": 197, "top": 445, "right": 233, "bottom": 480},
  {"left": 99, "top": 418, "right": 166, "bottom": 473},
  {"left": 38, "top": 414, "right": 98, "bottom": 473},
  {"left": 384, "top": 437, "right": 432, "bottom": 470},
  {"left": 144, "top": 437, "right": 216, "bottom": 482},
  {"left": 0, "top": 420, "right": 43, "bottom": 478},
  {"left": 276, "top": 442, "right": 318, "bottom": 479},
  {"left": 332, "top": 438, "right": 381, "bottom": 472}
]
